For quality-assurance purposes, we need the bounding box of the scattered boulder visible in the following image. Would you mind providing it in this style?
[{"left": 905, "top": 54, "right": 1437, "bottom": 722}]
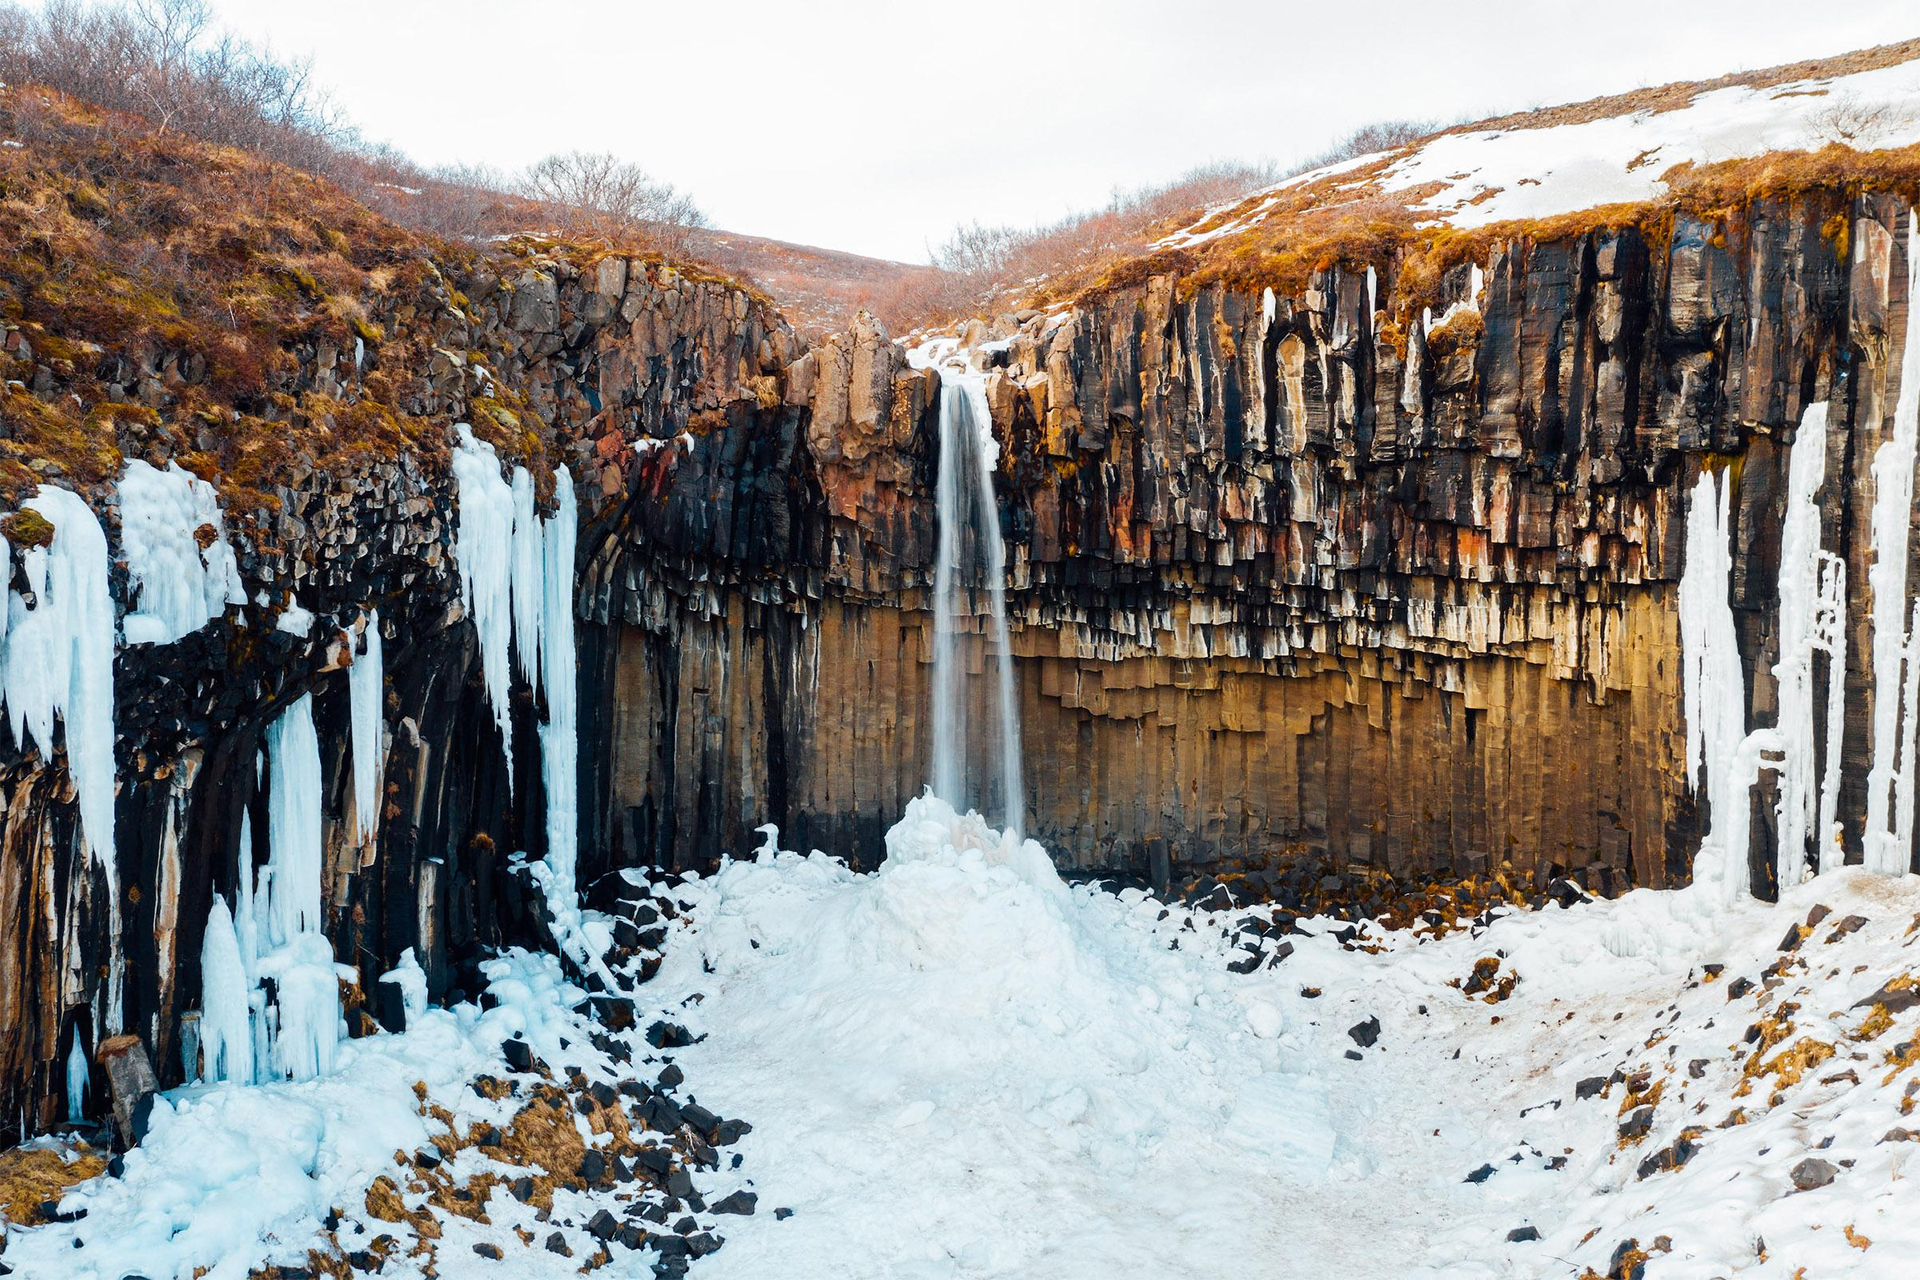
[
  {"left": 1348, "top": 1016, "right": 1381, "bottom": 1048},
  {"left": 1790, "top": 1157, "right": 1837, "bottom": 1191}
]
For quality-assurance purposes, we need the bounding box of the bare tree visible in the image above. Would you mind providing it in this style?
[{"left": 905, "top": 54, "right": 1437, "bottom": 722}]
[{"left": 520, "top": 150, "right": 708, "bottom": 254}]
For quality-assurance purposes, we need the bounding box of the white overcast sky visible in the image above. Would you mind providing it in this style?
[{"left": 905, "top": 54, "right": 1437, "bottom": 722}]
[{"left": 206, "top": 0, "right": 1918, "bottom": 263}]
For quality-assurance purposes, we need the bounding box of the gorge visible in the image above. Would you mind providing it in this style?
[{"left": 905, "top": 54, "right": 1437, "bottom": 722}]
[{"left": 1, "top": 22, "right": 1920, "bottom": 1280}]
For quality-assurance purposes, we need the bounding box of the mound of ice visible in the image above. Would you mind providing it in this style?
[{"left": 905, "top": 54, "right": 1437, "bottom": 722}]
[
  {"left": 117, "top": 459, "right": 244, "bottom": 646},
  {"left": 648, "top": 794, "right": 1337, "bottom": 1278}
]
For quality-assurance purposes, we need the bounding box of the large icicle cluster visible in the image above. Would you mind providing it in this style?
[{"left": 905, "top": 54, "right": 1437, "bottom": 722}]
[
  {"left": 117, "top": 459, "right": 244, "bottom": 645},
  {"left": 450, "top": 425, "right": 588, "bottom": 957},
  {"left": 1865, "top": 212, "right": 1920, "bottom": 876},
  {"left": 198, "top": 697, "right": 351, "bottom": 1084}
]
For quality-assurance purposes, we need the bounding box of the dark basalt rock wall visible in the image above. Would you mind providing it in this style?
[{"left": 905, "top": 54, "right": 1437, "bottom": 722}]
[{"left": 592, "top": 192, "right": 1917, "bottom": 901}]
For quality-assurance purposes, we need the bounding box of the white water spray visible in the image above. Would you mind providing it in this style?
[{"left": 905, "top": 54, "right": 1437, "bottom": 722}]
[{"left": 916, "top": 345, "right": 1024, "bottom": 836}]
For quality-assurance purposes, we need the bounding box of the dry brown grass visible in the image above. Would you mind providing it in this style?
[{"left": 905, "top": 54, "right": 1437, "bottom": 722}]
[{"left": 0, "top": 1140, "right": 106, "bottom": 1225}]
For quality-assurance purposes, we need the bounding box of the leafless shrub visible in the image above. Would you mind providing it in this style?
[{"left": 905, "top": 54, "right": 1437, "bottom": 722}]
[
  {"left": 519, "top": 150, "right": 708, "bottom": 256},
  {"left": 1287, "top": 118, "right": 1438, "bottom": 175},
  {"left": 1809, "top": 91, "right": 1916, "bottom": 148}
]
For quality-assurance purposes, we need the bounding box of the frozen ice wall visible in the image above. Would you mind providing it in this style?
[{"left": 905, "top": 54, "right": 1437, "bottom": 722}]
[{"left": 117, "top": 459, "right": 244, "bottom": 645}]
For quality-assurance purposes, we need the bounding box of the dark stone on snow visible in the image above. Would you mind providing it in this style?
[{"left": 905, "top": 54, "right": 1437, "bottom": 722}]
[
  {"left": 652, "top": 1235, "right": 692, "bottom": 1258},
  {"left": 544, "top": 1232, "right": 572, "bottom": 1257},
  {"left": 712, "top": 1118, "right": 752, "bottom": 1145},
  {"left": 646, "top": 1021, "right": 694, "bottom": 1049},
  {"left": 1618, "top": 1107, "right": 1655, "bottom": 1140},
  {"left": 588, "top": 1209, "right": 621, "bottom": 1240},
  {"left": 1608, "top": 1239, "right": 1646, "bottom": 1280},
  {"left": 510, "top": 1176, "right": 537, "bottom": 1203},
  {"left": 472, "top": 1243, "right": 502, "bottom": 1260},
  {"left": 645, "top": 1096, "right": 684, "bottom": 1132},
  {"left": 1465, "top": 1164, "right": 1495, "bottom": 1184},
  {"left": 1790, "top": 1157, "right": 1837, "bottom": 1190},
  {"left": 710, "top": 1190, "right": 757, "bottom": 1215},
  {"left": 1348, "top": 1016, "right": 1381, "bottom": 1048},
  {"left": 1343, "top": 1050, "right": 1363, "bottom": 1061},
  {"left": 1853, "top": 979, "right": 1920, "bottom": 1015},
  {"left": 1227, "top": 948, "right": 1264, "bottom": 974},
  {"left": 591, "top": 996, "right": 637, "bottom": 1032},
  {"left": 658, "top": 1064, "right": 685, "bottom": 1088},
  {"left": 616, "top": 1224, "right": 647, "bottom": 1251},
  {"left": 1805, "top": 904, "right": 1832, "bottom": 928},
  {"left": 591, "top": 1082, "right": 619, "bottom": 1109},
  {"left": 640, "top": 1201, "right": 671, "bottom": 1224},
  {"left": 688, "top": 1233, "right": 722, "bottom": 1258},
  {"left": 1727, "top": 977, "right": 1754, "bottom": 1001},
  {"left": 681, "top": 1103, "right": 718, "bottom": 1133},
  {"left": 633, "top": 1146, "right": 674, "bottom": 1176},
  {"left": 1778, "top": 924, "right": 1806, "bottom": 953},
  {"left": 580, "top": 1151, "right": 607, "bottom": 1183},
  {"left": 667, "top": 1168, "right": 695, "bottom": 1199},
  {"left": 1507, "top": 1226, "right": 1540, "bottom": 1242},
  {"left": 774, "top": 1207, "right": 794, "bottom": 1220},
  {"left": 673, "top": 1215, "right": 698, "bottom": 1234},
  {"left": 1575, "top": 1076, "right": 1607, "bottom": 1101},
  {"left": 1688, "top": 1059, "right": 1708, "bottom": 1079}
]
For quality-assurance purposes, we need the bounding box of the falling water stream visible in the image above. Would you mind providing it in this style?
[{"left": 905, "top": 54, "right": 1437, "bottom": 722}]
[{"left": 922, "top": 350, "right": 1024, "bottom": 836}]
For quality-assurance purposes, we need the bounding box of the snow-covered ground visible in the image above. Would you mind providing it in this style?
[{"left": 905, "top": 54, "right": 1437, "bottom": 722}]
[
  {"left": 9, "top": 797, "right": 1919, "bottom": 1278},
  {"left": 1160, "top": 52, "right": 1920, "bottom": 247}
]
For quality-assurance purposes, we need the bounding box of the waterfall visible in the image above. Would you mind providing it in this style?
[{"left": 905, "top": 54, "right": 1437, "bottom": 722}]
[{"left": 922, "top": 352, "right": 1024, "bottom": 836}]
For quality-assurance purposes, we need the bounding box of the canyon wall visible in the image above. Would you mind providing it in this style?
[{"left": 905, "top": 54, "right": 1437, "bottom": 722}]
[
  {"left": 595, "top": 192, "right": 1915, "bottom": 901},
  {"left": 4, "top": 188, "right": 1917, "bottom": 1145}
]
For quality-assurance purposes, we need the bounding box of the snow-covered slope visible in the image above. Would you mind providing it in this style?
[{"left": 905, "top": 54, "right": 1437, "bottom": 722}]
[{"left": 1161, "top": 46, "right": 1920, "bottom": 249}]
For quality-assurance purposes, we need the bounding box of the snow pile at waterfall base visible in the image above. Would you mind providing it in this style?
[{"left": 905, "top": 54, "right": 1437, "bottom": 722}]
[{"left": 10, "top": 801, "right": 1920, "bottom": 1278}]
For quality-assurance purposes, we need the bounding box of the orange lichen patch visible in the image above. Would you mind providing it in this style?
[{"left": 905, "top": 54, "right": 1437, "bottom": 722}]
[
  {"left": 1852, "top": 1003, "right": 1895, "bottom": 1042},
  {"left": 1883, "top": 1037, "right": 1920, "bottom": 1087},
  {"left": 1846, "top": 1224, "right": 1873, "bottom": 1250},
  {"left": 1737, "top": 1037, "right": 1836, "bottom": 1099},
  {"left": 1619, "top": 1076, "right": 1664, "bottom": 1118},
  {"left": 0, "top": 1141, "right": 106, "bottom": 1224}
]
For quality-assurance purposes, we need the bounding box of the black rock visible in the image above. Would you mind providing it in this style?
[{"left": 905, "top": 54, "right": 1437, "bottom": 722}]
[
  {"left": 646, "top": 1022, "right": 694, "bottom": 1049},
  {"left": 1618, "top": 1107, "right": 1655, "bottom": 1140},
  {"left": 774, "top": 1207, "right": 794, "bottom": 1220},
  {"left": 1608, "top": 1239, "right": 1646, "bottom": 1280},
  {"left": 688, "top": 1232, "right": 722, "bottom": 1258},
  {"left": 544, "top": 1232, "right": 572, "bottom": 1257},
  {"left": 1227, "top": 948, "right": 1264, "bottom": 975},
  {"left": 591, "top": 996, "right": 638, "bottom": 1032},
  {"left": 1464, "top": 1164, "right": 1496, "bottom": 1184},
  {"left": 591, "top": 1082, "right": 619, "bottom": 1109},
  {"left": 710, "top": 1190, "right": 757, "bottom": 1215},
  {"left": 712, "top": 1118, "right": 752, "bottom": 1145},
  {"left": 1790, "top": 1157, "right": 1837, "bottom": 1190},
  {"left": 580, "top": 1151, "right": 607, "bottom": 1183},
  {"left": 616, "top": 1224, "right": 647, "bottom": 1251},
  {"left": 640, "top": 1201, "right": 671, "bottom": 1224},
  {"left": 588, "top": 1209, "right": 621, "bottom": 1240},
  {"left": 658, "top": 1064, "right": 685, "bottom": 1088},
  {"left": 1506, "top": 1226, "right": 1540, "bottom": 1242},
  {"left": 1343, "top": 1049, "right": 1363, "bottom": 1061},
  {"left": 1727, "top": 977, "right": 1754, "bottom": 1001},
  {"left": 503, "top": 1039, "right": 534, "bottom": 1073},
  {"left": 472, "top": 1243, "right": 502, "bottom": 1260},
  {"left": 681, "top": 1103, "right": 719, "bottom": 1133},
  {"left": 633, "top": 1146, "right": 674, "bottom": 1176},
  {"left": 673, "top": 1215, "right": 698, "bottom": 1234},
  {"left": 644, "top": 1096, "right": 684, "bottom": 1132},
  {"left": 1575, "top": 1076, "right": 1607, "bottom": 1101},
  {"left": 1348, "top": 1016, "right": 1381, "bottom": 1048}
]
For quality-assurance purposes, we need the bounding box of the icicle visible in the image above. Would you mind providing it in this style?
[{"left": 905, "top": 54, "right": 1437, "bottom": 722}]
[
  {"left": 509, "top": 466, "right": 545, "bottom": 697},
  {"left": 537, "top": 467, "right": 585, "bottom": 955},
  {"left": 1680, "top": 468, "right": 1772, "bottom": 902},
  {"left": 348, "top": 610, "right": 385, "bottom": 844},
  {"left": 1865, "top": 210, "right": 1920, "bottom": 875},
  {"left": 1771, "top": 403, "right": 1848, "bottom": 885},
  {"left": 264, "top": 696, "right": 323, "bottom": 945},
  {"left": 4, "top": 486, "right": 120, "bottom": 1029},
  {"left": 117, "top": 459, "right": 244, "bottom": 645},
  {"left": 64, "top": 1028, "right": 87, "bottom": 1123},
  {"left": 197, "top": 896, "right": 254, "bottom": 1084},
  {"left": 450, "top": 425, "right": 517, "bottom": 779},
  {"left": 254, "top": 695, "right": 343, "bottom": 1081}
]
